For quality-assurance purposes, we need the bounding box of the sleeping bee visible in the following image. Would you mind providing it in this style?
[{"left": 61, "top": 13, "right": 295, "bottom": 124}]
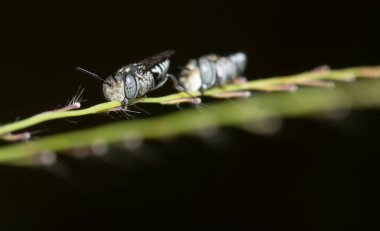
[
  {"left": 76, "top": 50, "right": 176, "bottom": 105},
  {"left": 178, "top": 52, "right": 247, "bottom": 95}
]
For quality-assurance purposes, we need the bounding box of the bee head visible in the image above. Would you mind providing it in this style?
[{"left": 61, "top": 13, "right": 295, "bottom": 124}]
[
  {"left": 102, "top": 73, "right": 126, "bottom": 102},
  {"left": 76, "top": 66, "right": 136, "bottom": 103},
  {"left": 103, "top": 65, "right": 139, "bottom": 103},
  {"left": 178, "top": 59, "right": 202, "bottom": 92}
]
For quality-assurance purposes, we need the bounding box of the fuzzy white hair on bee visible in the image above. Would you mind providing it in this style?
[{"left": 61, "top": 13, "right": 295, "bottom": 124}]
[
  {"left": 178, "top": 59, "right": 202, "bottom": 92},
  {"left": 178, "top": 52, "right": 247, "bottom": 93},
  {"left": 103, "top": 71, "right": 130, "bottom": 102},
  {"left": 76, "top": 50, "right": 175, "bottom": 106}
]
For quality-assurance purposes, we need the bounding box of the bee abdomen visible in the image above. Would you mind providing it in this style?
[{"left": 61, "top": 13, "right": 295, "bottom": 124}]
[
  {"left": 215, "top": 57, "right": 238, "bottom": 86},
  {"left": 228, "top": 52, "right": 247, "bottom": 74},
  {"left": 149, "top": 59, "right": 170, "bottom": 81}
]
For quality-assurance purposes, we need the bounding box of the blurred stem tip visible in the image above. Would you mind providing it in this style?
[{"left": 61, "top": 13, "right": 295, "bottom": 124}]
[{"left": 0, "top": 65, "right": 380, "bottom": 164}]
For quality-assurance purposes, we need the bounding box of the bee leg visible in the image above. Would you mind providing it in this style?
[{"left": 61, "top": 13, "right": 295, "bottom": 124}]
[
  {"left": 151, "top": 75, "right": 169, "bottom": 90},
  {"left": 209, "top": 78, "right": 248, "bottom": 99},
  {"left": 167, "top": 74, "right": 194, "bottom": 97},
  {"left": 199, "top": 87, "right": 206, "bottom": 96},
  {"left": 210, "top": 91, "right": 251, "bottom": 99},
  {"left": 233, "top": 76, "right": 248, "bottom": 84},
  {"left": 122, "top": 98, "right": 129, "bottom": 107},
  {"left": 311, "top": 65, "right": 331, "bottom": 73},
  {"left": 156, "top": 74, "right": 201, "bottom": 105},
  {"left": 166, "top": 74, "right": 183, "bottom": 91}
]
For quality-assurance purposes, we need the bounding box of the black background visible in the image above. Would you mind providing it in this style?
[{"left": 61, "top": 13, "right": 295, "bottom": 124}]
[{"left": 0, "top": 1, "right": 379, "bottom": 230}]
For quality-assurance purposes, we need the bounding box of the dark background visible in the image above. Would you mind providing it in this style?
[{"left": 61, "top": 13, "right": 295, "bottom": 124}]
[{"left": 0, "top": 0, "right": 379, "bottom": 230}]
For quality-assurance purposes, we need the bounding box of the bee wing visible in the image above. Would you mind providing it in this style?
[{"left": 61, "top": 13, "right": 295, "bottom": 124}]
[{"left": 140, "top": 50, "right": 175, "bottom": 71}]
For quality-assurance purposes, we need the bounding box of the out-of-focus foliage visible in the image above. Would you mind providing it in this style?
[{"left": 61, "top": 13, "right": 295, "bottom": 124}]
[{"left": 1, "top": 74, "right": 380, "bottom": 164}]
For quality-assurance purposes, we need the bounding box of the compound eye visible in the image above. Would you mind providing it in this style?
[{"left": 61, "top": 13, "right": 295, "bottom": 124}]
[
  {"left": 124, "top": 75, "right": 138, "bottom": 100},
  {"left": 198, "top": 57, "right": 216, "bottom": 88}
]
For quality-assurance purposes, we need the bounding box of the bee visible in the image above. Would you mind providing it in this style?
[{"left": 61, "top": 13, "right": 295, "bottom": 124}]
[
  {"left": 178, "top": 52, "right": 247, "bottom": 94},
  {"left": 76, "top": 50, "right": 176, "bottom": 105}
]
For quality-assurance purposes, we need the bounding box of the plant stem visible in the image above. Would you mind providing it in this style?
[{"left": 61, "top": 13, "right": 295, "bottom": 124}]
[
  {"left": 0, "top": 101, "right": 121, "bottom": 136},
  {"left": 2, "top": 78, "right": 380, "bottom": 163},
  {"left": 0, "top": 66, "right": 379, "bottom": 137}
]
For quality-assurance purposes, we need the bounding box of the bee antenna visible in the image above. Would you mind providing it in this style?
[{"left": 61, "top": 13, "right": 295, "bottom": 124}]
[{"left": 76, "top": 67, "right": 112, "bottom": 86}]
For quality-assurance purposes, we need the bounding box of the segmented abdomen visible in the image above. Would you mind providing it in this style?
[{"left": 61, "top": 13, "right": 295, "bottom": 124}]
[
  {"left": 200, "top": 52, "right": 247, "bottom": 88},
  {"left": 216, "top": 52, "right": 247, "bottom": 85},
  {"left": 228, "top": 52, "right": 247, "bottom": 75},
  {"left": 137, "top": 59, "right": 170, "bottom": 95},
  {"left": 149, "top": 59, "right": 170, "bottom": 81}
]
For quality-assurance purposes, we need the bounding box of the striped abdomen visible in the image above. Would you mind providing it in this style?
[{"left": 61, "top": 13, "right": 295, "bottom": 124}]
[
  {"left": 134, "top": 59, "right": 170, "bottom": 97},
  {"left": 200, "top": 52, "right": 247, "bottom": 88},
  {"left": 179, "top": 52, "right": 247, "bottom": 92},
  {"left": 149, "top": 59, "right": 170, "bottom": 83},
  {"left": 214, "top": 52, "right": 247, "bottom": 86}
]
